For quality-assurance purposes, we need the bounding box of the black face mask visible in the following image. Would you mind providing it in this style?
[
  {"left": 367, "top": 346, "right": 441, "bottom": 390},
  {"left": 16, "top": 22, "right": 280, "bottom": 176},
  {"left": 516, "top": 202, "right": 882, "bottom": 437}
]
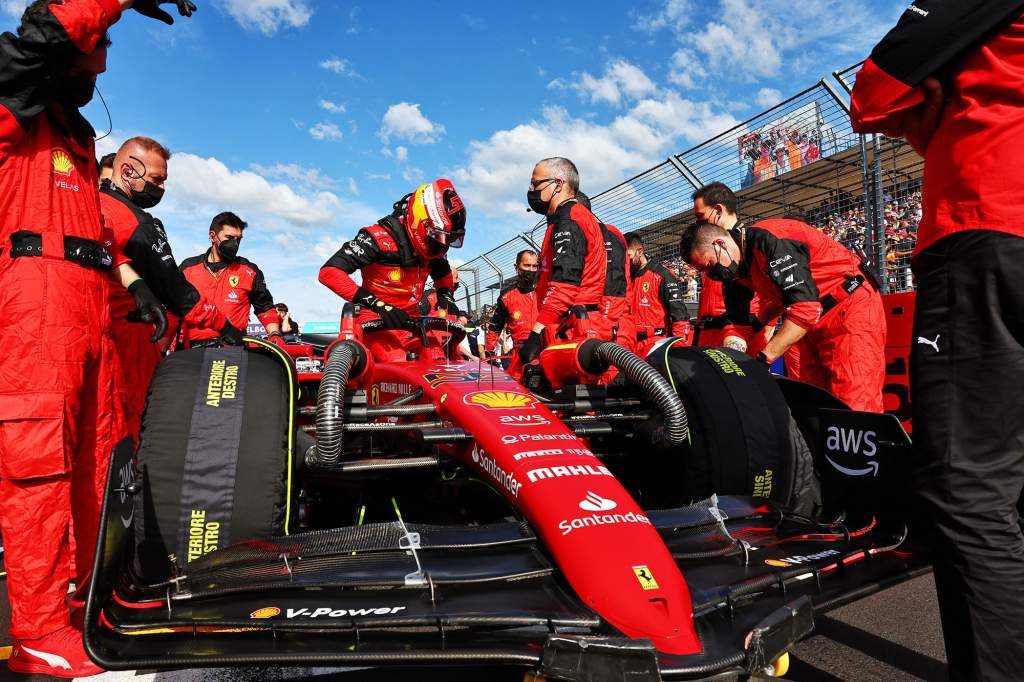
[
  {"left": 706, "top": 245, "right": 739, "bottom": 282},
  {"left": 58, "top": 76, "right": 95, "bottom": 108},
  {"left": 517, "top": 269, "right": 537, "bottom": 289},
  {"left": 216, "top": 237, "right": 240, "bottom": 260},
  {"left": 630, "top": 256, "right": 644, "bottom": 276},
  {"left": 132, "top": 180, "right": 164, "bottom": 209},
  {"left": 526, "top": 190, "right": 549, "bottom": 215}
]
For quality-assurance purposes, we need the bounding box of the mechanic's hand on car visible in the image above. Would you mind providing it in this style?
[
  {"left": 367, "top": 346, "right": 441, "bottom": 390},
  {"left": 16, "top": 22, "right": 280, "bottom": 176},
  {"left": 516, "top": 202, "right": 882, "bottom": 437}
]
[
  {"left": 354, "top": 287, "right": 412, "bottom": 330},
  {"left": 518, "top": 330, "right": 544, "bottom": 365},
  {"left": 219, "top": 322, "right": 244, "bottom": 346},
  {"left": 132, "top": 0, "right": 196, "bottom": 25},
  {"left": 435, "top": 287, "right": 460, "bottom": 318},
  {"left": 128, "top": 279, "right": 168, "bottom": 343}
]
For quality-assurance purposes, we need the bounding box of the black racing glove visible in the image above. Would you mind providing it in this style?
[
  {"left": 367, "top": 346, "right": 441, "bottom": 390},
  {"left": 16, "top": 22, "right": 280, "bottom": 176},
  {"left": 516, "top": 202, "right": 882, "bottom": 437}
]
[
  {"left": 219, "top": 321, "right": 244, "bottom": 346},
  {"left": 518, "top": 330, "right": 544, "bottom": 365},
  {"left": 128, "top": 279, "right": 168, "bottom": 343},
  {"left": 354, "top": 287, "right": 412, "bottom": 330},
  {"left": 435, "top": 287, "right": 460, "bottom": 317},
  {"left": 133, "top": 0, "right": 196, "bottom": 25}
]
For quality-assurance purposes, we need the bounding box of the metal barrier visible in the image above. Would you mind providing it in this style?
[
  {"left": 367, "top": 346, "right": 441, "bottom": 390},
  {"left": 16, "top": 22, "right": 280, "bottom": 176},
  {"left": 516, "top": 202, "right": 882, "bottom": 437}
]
[{"left": 458, "top": 63, "right": 922, "bottom": 318}]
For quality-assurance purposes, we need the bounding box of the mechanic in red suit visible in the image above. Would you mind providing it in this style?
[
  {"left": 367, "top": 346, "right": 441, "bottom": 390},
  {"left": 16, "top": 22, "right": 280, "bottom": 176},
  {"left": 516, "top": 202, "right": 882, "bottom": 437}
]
[
  {"left": 519, "top": 157, "right": 612, "bottom": 364},
  {"left": 319, "top": 179, "right": 466, "bottom": 361},
  {"left": 101, "top": 136, "right": 243, "bottom": 442},
  {"left": 574, "top": 190, "right": 632, "bottom": 344},
  {"left": 0, "top": 0, "right": 186, "bottom": 676},
  {"left": 178, "top": 211, "right": 281, "bottom": 348},
  {"left": 679, "top": 218, "right": 886, "bottom": 412},
  {"left": 852, "top": 3, "right": 1024, "bottom": 678},
  {"left": 623, "top": 230, "right": 691, "bottom": 355},
  {"left": 486, "top": 249, "right": 538, "bottom": 358}
]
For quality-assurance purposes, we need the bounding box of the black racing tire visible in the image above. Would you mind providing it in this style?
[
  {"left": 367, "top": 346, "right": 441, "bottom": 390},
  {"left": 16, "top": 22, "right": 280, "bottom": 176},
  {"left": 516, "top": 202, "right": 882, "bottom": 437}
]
[{"left": 645, "top": 343, "right": 820, "bottom": 515}]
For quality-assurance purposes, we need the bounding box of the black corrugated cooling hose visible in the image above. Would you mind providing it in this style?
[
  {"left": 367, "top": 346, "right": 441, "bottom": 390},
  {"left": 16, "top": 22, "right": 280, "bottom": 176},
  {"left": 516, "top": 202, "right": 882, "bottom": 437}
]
[
  {"left": 578, "top": 340, "right": 689, "bottom": 446},
  {"left": 314, "top": 341, "right": 362, "bottom": 468}
]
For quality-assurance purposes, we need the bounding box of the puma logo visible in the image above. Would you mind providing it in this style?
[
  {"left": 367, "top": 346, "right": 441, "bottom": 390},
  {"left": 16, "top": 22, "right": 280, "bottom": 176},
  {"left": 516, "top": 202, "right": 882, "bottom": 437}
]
[{"left": 917, "top": 334, "right": 940, "bottom": 353}]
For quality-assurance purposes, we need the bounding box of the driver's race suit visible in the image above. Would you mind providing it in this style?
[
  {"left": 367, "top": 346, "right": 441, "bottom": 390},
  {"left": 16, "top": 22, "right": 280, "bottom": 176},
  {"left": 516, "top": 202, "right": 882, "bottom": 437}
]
[
  {"left": 100, "top": 183, "right": 228, "bottom": 441},
  {"left": 0, "top": 0, "right": 128, "bottom": 640},
  {"left": 319, "top": 215, "right": 456, "bottom": 360},
  {"left": 627, "top": 259, "right": 691, "bottom": 356},
  {"left": 536, "top": 200, "right": 611, "bottom": 340},
  {"left": 721, "top": 218, "right": 885, "bottom": 412}
]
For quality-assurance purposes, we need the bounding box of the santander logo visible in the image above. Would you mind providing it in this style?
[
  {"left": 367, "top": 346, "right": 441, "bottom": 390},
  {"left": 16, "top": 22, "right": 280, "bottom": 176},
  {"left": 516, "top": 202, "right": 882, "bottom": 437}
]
[{"left": 579, "top": 491, "right": 617, "bottom": 512}]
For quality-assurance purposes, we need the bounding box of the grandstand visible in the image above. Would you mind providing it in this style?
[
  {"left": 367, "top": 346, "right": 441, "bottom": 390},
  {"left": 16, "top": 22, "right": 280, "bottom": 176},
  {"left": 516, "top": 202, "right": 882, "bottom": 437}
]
[{"left": 456, "top": 63, "right": 924, "bottom": 316}]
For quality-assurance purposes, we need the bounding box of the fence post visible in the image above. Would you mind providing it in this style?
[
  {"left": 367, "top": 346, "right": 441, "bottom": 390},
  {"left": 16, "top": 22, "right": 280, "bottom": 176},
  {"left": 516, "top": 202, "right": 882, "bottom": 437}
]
[
  {"left": 871, "top": 135, "right": 888, "bottom": 293},
  {"left": 667, "top": 155, "right": 702, "bottom": 189},
  {"left": 478, "top": 252, "right": 505, "bottom": 294},
  {"left": 457, "top": 266, "right": 480, "bottom": 313}
]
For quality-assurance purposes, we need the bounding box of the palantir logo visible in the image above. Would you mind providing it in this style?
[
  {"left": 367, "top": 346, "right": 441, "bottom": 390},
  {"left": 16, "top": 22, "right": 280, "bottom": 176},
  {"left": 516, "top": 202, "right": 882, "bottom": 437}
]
[{"left": 579, "top": 491, "right": 616, "bottom": 512}]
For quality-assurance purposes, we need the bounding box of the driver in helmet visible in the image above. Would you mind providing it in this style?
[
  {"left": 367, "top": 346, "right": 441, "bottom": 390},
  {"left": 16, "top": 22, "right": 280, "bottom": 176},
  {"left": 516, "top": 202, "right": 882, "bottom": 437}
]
[{"left": 319, "top": 178, "right": 467, "bottom": 360}]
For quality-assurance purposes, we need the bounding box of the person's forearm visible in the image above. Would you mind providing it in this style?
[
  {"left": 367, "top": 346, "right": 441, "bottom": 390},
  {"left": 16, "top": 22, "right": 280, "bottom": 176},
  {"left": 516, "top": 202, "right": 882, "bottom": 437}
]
[
  {"left": 115, "top": 263, "right": 141, "bottom": 288},
  {"left": 761, "top": 319, "right": 808, "bottom": 361},
  {"left": 264, "top": 322, "right": 281, "bottom": 335}
]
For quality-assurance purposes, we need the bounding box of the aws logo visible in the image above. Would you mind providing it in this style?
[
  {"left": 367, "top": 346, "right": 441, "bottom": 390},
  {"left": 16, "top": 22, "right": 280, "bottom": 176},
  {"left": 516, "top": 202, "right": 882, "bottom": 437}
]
[{"left": 464, "top": 390, "right": 537, "bottom": 410}]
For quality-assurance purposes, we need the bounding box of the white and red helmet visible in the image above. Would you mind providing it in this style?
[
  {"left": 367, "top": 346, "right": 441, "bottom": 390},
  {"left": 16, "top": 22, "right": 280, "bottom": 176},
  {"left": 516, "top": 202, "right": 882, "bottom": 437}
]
[{"left": 402, "top": 178, "right": 466, "bottom": 259}]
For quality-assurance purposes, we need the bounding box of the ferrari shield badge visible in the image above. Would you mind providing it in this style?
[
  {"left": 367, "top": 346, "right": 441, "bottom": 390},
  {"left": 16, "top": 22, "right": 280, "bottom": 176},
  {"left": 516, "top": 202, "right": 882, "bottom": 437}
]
[
  {"left": 632, "top": 565, "right": 659, "bottom": 590},
  {"left": 229, "top": 275, "right": 240, "bottom": 287}
]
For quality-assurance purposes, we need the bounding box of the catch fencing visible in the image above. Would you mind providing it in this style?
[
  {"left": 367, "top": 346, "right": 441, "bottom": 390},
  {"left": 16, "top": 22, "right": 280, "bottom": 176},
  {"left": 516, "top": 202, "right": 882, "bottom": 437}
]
[{"left": 456, "top": 63, "right": 923, "bottom": 318}]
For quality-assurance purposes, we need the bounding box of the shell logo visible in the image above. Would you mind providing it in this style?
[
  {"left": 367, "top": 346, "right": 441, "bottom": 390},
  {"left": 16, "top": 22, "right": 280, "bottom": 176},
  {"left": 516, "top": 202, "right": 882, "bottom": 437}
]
[
  {"left": 51, "top": 149, "right": 74, "bottom": 176},
  {"left": 249, "top": 606, "right": 281, "bottom": 619},
  {"left": 764, "top": 559, "right": 791, "bottom": 568},
  {"left": 512, "top": 311, "right": 521, "bottom": 320},
  {"left": 465, "top": 390, "right": 537, "bottom": 410},
  {"left": 387, "top": 270, "right": 402, "bottom": 282}
]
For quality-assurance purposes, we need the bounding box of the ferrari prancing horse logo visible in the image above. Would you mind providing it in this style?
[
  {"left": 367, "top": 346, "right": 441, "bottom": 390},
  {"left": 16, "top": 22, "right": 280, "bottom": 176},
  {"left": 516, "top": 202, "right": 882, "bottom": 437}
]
[
  {"left": 229, "top": 275, "right": 240, "bottom": 287},
  {"left": 632, "top": 565, "right": 659, "bottom": 590}
]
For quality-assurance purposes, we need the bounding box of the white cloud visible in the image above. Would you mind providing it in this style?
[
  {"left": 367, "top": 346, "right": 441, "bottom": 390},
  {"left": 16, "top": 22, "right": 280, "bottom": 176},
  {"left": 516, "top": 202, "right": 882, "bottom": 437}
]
[
  {"left": 319, "top": 99, "right": 346, "bottom": 114},
  {"left": 250, "top": 162, "right": 339, "bottom": 189},
  {"left": 347, "top": 177, "right": 359, "bottom": 195},
  {"left": 452, "top": 97, "right": 737, "bottom": 220},
  {"left": 216, "top": 0, "right": 311, "bottom": 35},
  {"left": 308, "top": 121, "right": 343, "bottom": 141},
  {"left": 367, "top": 173, "right": 391, "bottom": 181},
  {"left": 755, "top": 87, "right": 782, "bottom": 108},
  {"left": 667, "top": 48, "right": 706, "bottom": 89},
  {"left": 567, "top": 59, "right": 658, "bottom": 107},
  {"left": 312, "top": 234, "right": 346, "bottom": 261},
  {"left": 402, "top": 166, "right": 425, "bottom": 184},
  {"left": 379, "top": 102, "right": 446, "bottom": 145},
  {"left": 631, "top": 0, "right": 691, "bottom": 33},
  {"left": 394, "top": 146, "right": 408, "bottom": 162},
  {"left": 320, "top": 57, "right": 358, "bottom": 77},
  {"left": 1, "top": 0, "right": 26, "bottom": 16},
  {"left": 165, "top": 153, "right": 374, "bottom": 227}
]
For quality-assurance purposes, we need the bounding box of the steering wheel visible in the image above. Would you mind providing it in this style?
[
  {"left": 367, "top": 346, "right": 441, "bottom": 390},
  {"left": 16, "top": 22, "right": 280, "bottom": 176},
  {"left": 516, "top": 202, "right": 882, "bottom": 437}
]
[{"left": 360, "top": 316, "right": 467, "bottom": 346}]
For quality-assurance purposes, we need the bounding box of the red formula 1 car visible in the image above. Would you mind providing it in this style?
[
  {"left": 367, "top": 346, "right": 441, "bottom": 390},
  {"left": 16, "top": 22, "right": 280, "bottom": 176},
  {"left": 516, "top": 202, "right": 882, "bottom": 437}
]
[{"left": 84, "top": 302, "right": 924, "bottom": 681}]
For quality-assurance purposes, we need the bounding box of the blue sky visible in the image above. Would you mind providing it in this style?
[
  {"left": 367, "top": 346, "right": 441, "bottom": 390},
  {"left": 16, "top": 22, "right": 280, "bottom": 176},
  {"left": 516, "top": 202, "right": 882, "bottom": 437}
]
[{"left": 4, "top": 0, "right": 906, "bottom": 322}]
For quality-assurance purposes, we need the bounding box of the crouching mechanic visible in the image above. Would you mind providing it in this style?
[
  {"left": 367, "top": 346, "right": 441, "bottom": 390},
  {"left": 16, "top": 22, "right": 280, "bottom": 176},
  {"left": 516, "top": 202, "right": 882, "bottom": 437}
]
[
  {"left": 679, "top": 219, "right": 886, "bottom": 412},
  {"left": 178, "top": 211, "right": 281, "bottom": 348},
  {"left": 319, "top": 179, "right": 466, "bottom": 360},
  {"left": 624, "top": 230, "right": 691, "bottom": 354},
  {"left": 519, "top": 158, "right": 612, "bottom": 364},
  {"left": 101, "top": 136, "right": 243, "bottom": 441},
  {"left": 0, "top": 0, "right": 189, "bottom": 676},
  {"left": 486, "top": 249, "right": 538, "bottom": 362}
]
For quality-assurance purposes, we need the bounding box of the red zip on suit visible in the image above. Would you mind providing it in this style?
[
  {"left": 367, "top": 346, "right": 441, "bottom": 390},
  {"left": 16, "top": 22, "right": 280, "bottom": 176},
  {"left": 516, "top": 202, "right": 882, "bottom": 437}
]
[
  {"left": 535, "top": 200, "right": 611, "bottom": 340},
  {"left": 0, "top": 0, "right": 128, "bottom": 640},
  {"left": 100, "top": 184, "right": 227, "bottom": 441},
  {"left": 179, "top": 252, "right": 278, "bottom": 343},
  {"left": 852, "top": 3, "right": 1024, "bottom": 678},
  {"left": 627, "top": 259, "right": 691, "bottom": 356},
  {"left": 319, "top": 216, "right": 456, "bottom": 360},
  {"left": 722, "top": 219, "right": 886, "bottom": 412}
]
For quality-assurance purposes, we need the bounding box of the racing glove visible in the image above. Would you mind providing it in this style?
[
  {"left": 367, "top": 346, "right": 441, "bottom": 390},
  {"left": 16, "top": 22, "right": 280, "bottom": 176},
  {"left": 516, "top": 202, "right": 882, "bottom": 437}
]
[
  {"left": 518, "top": 330, "right": 544, "bottom": 365},
  {"left": 435, "top": 287, "right": 460, "bottom": 317},
  {"left": 133, "top": 0, "right": 197, "bottom": 25},
  {"left": 128, "top": 279, "right": 168, "bottom": 343},
  {"left": 219, "top": 322, "right": 244, "bottom": 346},
  {"left": 354, "top": 287, "right": 412, "bottom": 330}
]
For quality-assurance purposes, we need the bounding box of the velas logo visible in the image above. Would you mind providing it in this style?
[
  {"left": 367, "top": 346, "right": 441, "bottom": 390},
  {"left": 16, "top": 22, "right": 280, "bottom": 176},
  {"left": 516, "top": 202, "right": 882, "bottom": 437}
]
[
  {"left": 465, "top": 390, "right": 537, "bottom": 409},
  {"left": 250, "top": 607, "right": 281, "bottom": 619},
  {"left": 579, "top": 491, "right": 617, "bottom": 512},
  {"left": 51, "top": 149, "right": 74, "bottom": 176}
]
